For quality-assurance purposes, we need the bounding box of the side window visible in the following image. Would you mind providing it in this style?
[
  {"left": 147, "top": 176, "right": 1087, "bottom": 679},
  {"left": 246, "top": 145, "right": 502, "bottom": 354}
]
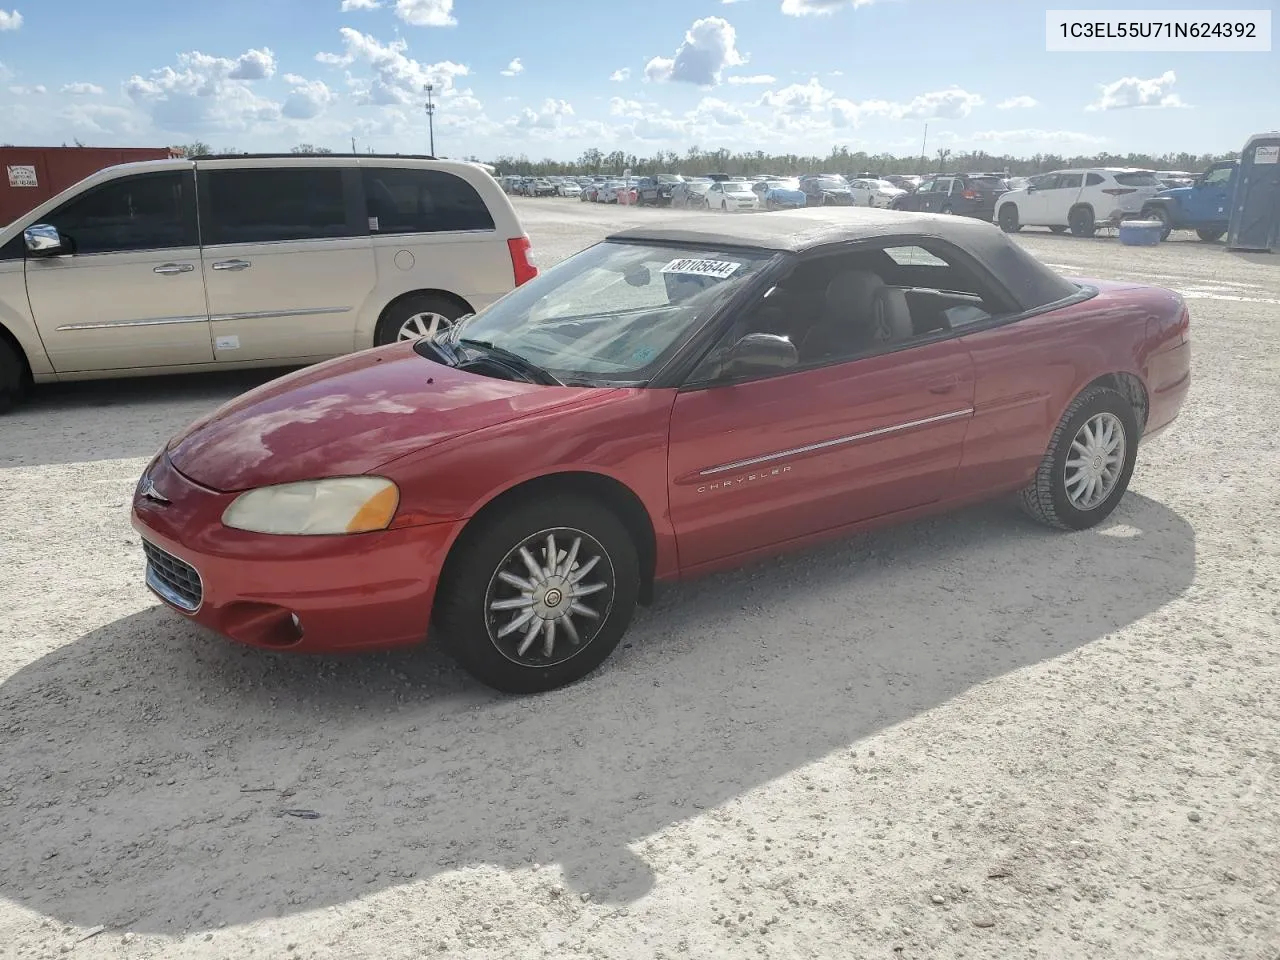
[
  {"left": 1205, "top": 165, "right": 1232, "bottom": 185},
  {"left": 1085, "top": 172, "right": 1104, "bottom": 186},
  {"left": 1032, "top": 174, "right": 1059, "bottom": 190},
  {"left": 362, "top": 167, "right": 496, "bottom": 235},
  {"left": 41, "top": 172, "right": 197, "bottom": 255},
  {"left": 1059, "top": 173, "right": 1083, "bottom": 189},
  {"left": 203, "top": 167, "right": 352, "bottom": 244},
  {"left": 917, "top": 179, "right": 936, "bottom": 193}
]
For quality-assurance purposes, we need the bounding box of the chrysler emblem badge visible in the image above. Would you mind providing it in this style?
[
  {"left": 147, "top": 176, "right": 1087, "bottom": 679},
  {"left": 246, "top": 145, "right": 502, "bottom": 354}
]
[{"left": 140, "top": 479, "right": 170, "bottom": 505}]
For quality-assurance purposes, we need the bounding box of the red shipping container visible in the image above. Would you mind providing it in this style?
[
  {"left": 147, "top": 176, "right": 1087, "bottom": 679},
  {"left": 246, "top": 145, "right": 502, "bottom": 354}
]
[{"left": 1, "top": 145, "right": 182, "bottom": 227}]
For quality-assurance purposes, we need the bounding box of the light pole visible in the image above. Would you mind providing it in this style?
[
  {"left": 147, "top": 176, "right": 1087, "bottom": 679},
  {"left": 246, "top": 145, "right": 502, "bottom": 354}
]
[{"left": 424, "top": 83, "right": 436, "bottom": 156}]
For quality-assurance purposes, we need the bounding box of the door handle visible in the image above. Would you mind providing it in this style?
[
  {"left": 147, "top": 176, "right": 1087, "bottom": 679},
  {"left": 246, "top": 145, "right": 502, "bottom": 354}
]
[
  {"left": 153, "top": 262, "right": 195, "bottom": 275},
  {"left": 212, "top": 259, "right": 252, "bottom": 271},
  {"left": 928, "top": 375, "right": 959, "bottom": 394}
]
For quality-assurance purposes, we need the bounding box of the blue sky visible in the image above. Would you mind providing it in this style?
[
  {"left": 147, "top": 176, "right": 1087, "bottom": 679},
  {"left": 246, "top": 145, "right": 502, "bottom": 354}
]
[{"left": 0, "top": 0, "right": 1272, "bottom": 160}]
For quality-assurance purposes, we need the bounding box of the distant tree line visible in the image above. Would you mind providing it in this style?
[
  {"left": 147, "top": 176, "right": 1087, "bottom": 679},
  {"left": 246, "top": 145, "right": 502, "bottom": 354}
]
[{"left": 488, "top": 145, "right": 1240, "bottom": 178}]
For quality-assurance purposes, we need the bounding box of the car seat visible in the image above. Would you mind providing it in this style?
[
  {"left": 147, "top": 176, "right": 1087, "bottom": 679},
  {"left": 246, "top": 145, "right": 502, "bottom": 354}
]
[{"left": 798, "top": 270, "right": 885, "bottom": 361}]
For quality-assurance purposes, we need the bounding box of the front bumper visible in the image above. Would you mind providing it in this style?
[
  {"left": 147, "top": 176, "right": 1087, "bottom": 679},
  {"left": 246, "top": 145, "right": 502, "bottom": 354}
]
[{"left": 131, "top": 454, "right": 463, "bottom": 653}]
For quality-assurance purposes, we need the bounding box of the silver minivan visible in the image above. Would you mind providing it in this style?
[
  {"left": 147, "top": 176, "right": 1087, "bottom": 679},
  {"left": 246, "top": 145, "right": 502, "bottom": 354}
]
[{"left": 0, "top": 155, "right": 538, "bottom": 410}]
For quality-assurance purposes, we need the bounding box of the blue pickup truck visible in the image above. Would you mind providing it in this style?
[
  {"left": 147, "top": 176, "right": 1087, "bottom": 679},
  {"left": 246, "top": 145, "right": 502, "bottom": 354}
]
[{"left": 1140, "top": 160, "right": 1236, "bottom": 242}]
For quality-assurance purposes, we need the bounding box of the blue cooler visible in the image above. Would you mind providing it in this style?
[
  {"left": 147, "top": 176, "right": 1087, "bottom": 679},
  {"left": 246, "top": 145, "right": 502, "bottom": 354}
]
[{"left": 1118, "top": 219, "right": 1163, "bottom": 246}]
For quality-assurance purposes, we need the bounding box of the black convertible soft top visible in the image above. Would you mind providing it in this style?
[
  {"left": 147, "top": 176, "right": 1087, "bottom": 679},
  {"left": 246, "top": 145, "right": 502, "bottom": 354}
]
[{"left": 608, "top": 207, "right": 1080, "bottom": 312}]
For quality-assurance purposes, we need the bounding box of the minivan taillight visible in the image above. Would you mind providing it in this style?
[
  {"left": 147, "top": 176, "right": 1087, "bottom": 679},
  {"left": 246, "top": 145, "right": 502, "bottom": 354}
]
[
  {"left": 508, "top": 236, "right": 538, "bottom": 287},
  {"left": 1102, "top": 187, "right": 1137, "bottom": 196},
  {"left": 961, "top": 189, "right": 979, "bottom": 199}
]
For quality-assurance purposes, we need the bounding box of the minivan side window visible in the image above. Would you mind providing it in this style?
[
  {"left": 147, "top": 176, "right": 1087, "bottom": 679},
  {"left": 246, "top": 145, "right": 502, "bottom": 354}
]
[
  {"left": 362, "top": 167, "right": 496, "bottom": 235},
  {"left": 203, "top": 167, "right": 353, "bottom": 244},
  {"left": 40, "top": 171, "right": 197, "bottom": 255}
]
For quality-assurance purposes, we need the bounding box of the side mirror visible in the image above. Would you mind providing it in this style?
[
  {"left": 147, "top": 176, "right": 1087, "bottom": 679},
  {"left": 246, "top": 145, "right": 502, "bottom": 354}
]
[
  {"left": 720, "top": 333, "right": 798, "bottom": 379},
  {"left": 24, "top": 224, "right": 65, "bottom": 256}
]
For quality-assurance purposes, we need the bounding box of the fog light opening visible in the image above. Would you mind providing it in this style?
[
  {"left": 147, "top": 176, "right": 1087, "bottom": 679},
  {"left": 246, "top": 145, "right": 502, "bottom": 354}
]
[{"left": 290, "top": 613, "right": 304, "bottom": 638}]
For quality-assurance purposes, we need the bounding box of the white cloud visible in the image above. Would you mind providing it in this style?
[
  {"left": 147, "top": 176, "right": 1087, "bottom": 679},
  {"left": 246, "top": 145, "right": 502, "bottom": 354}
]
[
  {"left": 970, "top": 128, "right": 1105, "bottom": 145},
  {"left": 609, "top": 97, "right": 645, "bottom": 117},
  {"left": 9, "top": 84, "right": 46, "bottom": 95},
  {"left": 722, "top": 0, "right": 747, "bottom": 4},
  {"left": 500, "top": 58, "right": 523, "bottom": 77},
  {"left": 728, "top": 74, "right": 775, "bottom": 85},
  {"left": 609, "top": 68, "right": 631, "bottom": 82},
  {"left": 341, "top": 0, "right": 381, "bottom": 9},
  {"left": 997, "top": 95, "right": 1037, "bottom": 110},
  {"left": 125, "top": 48, "right": 282, "bottom": 131},
  {"left": 1087, "top": 70, "right": 1184, "bottom": 111},
  {"left": 631, "top": 115, "right": 690, "bottom": 140},
  {"left": 759, "top": 77, "right": 833, "bottom": 114},
  {"left": 60, "top": 103, "right": 141, "bottom": 136},
  {"left": 507, "top": 97, "right": 574, "bottom": 131},
  {"left": 644, "top": 17, "right": 745, "bottom": 87},
  {"left": 61, "top": 82, "right": 105, "bottom": 96},
  {"left": 282, "top": 75, "right": 337, "bottom": 119},
  {"left": 781, "top": 0, "right": 878, "bottom": 15},
  {"left": 0, "top": 9, "right": 21, "bottom": 30},
  {"left": 316, "top": 28, "right": 468, "bottom": 105},
  {"left": 394, "top": 0, "right": 456, "bottom": 27},
  {"left": 692, "top": 97, "right": 747, "bottom": 125},
  {"left": 894, "top": 86, "right": 983, "bottom": 120}
]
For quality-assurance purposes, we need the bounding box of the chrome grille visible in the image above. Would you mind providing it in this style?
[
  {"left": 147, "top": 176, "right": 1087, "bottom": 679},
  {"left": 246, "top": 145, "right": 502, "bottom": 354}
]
[{"left": 142, "top": 540, "right": 203, "bottom": 612}]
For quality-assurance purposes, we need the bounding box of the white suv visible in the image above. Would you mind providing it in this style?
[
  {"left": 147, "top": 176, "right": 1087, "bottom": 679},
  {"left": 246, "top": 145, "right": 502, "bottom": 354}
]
[
  {"left": 0, "top": 154, "right": 536, "bottom": 410},
  {"left": 994, "top": 168, "right": 1164, "bottom": 237}
]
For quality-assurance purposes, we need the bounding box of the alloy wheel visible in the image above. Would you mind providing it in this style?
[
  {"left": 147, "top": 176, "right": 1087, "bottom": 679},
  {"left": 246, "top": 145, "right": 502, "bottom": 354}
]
[
  {"left": 1064, "top": 412, "right": 1126, "bottom": 510},
  {"left": 397, "top": 312, "right": 454, "bottom": 341},
  {"left": 484, "top": 528, "right": 616, "bottom": 667}
]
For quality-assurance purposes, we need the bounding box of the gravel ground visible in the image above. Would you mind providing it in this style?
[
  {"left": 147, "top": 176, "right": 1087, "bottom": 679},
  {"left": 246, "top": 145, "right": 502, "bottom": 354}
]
[{"left": 1, "top": 199, "right": 1277, "bottom": 960}]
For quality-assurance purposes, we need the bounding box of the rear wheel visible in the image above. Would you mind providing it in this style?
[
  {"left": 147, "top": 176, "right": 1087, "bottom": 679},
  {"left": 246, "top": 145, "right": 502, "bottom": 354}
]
[
  {"left": 940, "top": 204, "right": 954, "bottom": 215},
  {"left": 1196, "top": 228, "right": 1225, "bottom": 243},
  {"left": 0, "top": 338, "right": 27, "bottom": 414},
  {"left": 1019, "top": 386, "right": 1139, "bottom": 531},
  {"left": 1049, "top": 225, "right": 1068, "bottom": 234},
  {"left": 374, "top": 293, "right": 469, "bottom": 346},
  {"left": 997, "top": 203, "right": 1021, "bottom": 233},
  {"left": 1068, "top": 205, "right": 1096, "bottom": 237},
  {"left": 1142, "top": 205, "right": 1173, "bottom": 241},
  {"left": 435, "top": 496, "right": 640, "bottom": 694}
]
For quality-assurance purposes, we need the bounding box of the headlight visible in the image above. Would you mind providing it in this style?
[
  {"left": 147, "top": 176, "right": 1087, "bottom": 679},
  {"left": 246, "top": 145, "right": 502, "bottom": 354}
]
[{"left": 222, "top": 477, "right": 400, "bottom": 536}]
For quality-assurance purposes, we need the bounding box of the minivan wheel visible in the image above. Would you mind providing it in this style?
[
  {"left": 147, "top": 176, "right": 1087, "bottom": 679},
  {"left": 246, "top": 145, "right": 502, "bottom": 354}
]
[
  {"left": 1018, "top": 386, "right": 1139, "bottom": 531},
  {"left": 435, "top": 496, "right": 640, "bottom": 694},
  {"left": 0, "top": 338, "right": 27, "bottom": 414},
  {"left": 375, "top": 294, "right": 470, "bottom": 346},
  {"left": 940, "top": 204, "right": 954, "bottom": 215}
]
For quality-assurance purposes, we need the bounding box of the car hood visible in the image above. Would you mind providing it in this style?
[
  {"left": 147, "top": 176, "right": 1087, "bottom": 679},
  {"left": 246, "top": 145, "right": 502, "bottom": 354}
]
[
  {"left": 1155, "top": 186, "right": 1192, "bottom": 200},
  {"left": 167, "top": 343, "right": 605, "bottom": 492}
]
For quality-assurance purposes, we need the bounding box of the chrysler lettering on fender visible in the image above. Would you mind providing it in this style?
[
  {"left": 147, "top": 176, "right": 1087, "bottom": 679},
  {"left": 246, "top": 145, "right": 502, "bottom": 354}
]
[{"left": 697, "top": 465, "right": 792, "bottom": 494}]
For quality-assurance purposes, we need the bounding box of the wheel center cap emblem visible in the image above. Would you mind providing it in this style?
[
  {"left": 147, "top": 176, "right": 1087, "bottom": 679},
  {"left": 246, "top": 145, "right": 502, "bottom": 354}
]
[
  {"left": 544, "top": 588, "right": 563, "bottom": 608},
  {"left": 1093, "top": 456, "right": 1103, "bottom": 470}
]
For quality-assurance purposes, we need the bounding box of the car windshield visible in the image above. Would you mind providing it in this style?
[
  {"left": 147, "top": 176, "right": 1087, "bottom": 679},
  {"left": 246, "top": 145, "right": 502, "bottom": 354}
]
[
  {"left": 815, "top": 178, "right": 847, "bottom": 189},
  {"left": 437, "top": 241, "right": 775, "bottom": 385},
  {"left": 772, "top": 179, "right": 801, "bottom": 190}
]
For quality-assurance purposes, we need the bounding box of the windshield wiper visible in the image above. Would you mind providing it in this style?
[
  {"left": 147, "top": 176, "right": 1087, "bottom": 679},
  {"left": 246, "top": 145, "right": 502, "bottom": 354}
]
[{"left": 457, "top": 338, "right": 564, "bottom": 386}]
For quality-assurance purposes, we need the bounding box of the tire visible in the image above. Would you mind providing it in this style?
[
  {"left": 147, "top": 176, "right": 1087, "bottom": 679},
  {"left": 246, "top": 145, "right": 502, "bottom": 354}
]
[
  {"left": 1068, "top": 205, "right": 1096, "bottom": 238},
  {"left": 997, "top": 203, "right": 1021, "bottom": 233},
  {"left": 374, "top": 293, "right": 470, "bottom": 346},
  {"left": 1049, "top": 225, "right": 1068, "bottom": 234},
  {"left": 1196, "top": 228, "right": 1225, "bottom": 243},
  {"left": 720, "top": 200, "right": 728, "bottom": 213},
  {"left": 940, "top": 205, "right": 954, "bottom": 215},
  {"left": 435, "top": 495, "right": 640, "bottom": 694},
  {"left": 1142, "top": 205, "right": 1173, "bottom": 241},
  {"left": 0, "top": 337, "right": 27, "bottom": 414},
  {"left": 1018, "top": 385, "right": 1140, "bottom": 531}
]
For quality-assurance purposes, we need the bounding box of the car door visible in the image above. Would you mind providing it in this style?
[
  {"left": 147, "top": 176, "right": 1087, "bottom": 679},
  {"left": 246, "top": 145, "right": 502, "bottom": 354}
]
[
  {"left": 1187, "top": 163, "right": 1234, "bottom": 223},
  {"left": 666, "top": 252, "right": 977, "bottom": 571},
  {"left": 900, "top": 180, "right": 932, "bottom": 212},
  {"left": 23, "top": 168, "right": 214, "bottom": 373},
  {"left": 1020, "top": 174, "right": 1059, "bottom": 224},
  {"left": 926, "top": 179, "right": 954, "bottom": 212},
  {"left": 197, "top": 162, "right": 375, "bottom": 362}
]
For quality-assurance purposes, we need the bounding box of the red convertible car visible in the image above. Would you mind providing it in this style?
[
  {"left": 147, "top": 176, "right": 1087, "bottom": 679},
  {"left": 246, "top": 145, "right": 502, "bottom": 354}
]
[{"left": 132, "top": 208, "right": 1191, "bottom": 693}]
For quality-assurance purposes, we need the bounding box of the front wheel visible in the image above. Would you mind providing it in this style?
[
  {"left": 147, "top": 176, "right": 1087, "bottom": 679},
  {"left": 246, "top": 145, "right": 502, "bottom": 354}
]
[
  {"left": 997, "top": 203, "right": 1021, "bottom": 233},
  {"left": 1196, "top": 228, "right": 1225, "bottom": 243},
  {"left": 1068, "top": 205, "right": 1096, "bottom": 237},
  {"left": 1018, "top": 386, "right": 1139, "bottom": 531},
  {"left": 939, "top": 204, "right": 954, "bottom": 215},
  {"left": 435, "top": 496, "right": 640, "bottom": 693},
  {"left": 0, "top": 338, "right": 27, "bottom": 414}
]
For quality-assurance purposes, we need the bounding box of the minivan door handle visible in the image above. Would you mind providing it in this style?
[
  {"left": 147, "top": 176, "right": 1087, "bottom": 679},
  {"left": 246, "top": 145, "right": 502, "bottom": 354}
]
[
  {"left": 211, "top": 259, "right": 252, "bottom": 272},
  {"left": 153, "top": 262, "right": 195, "bottom": 275}
]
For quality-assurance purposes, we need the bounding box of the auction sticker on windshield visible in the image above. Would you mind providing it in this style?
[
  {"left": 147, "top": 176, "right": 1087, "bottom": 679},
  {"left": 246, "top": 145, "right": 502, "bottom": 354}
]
[{"left": 660, "top": 258, "right": 743, "bottom": 280}]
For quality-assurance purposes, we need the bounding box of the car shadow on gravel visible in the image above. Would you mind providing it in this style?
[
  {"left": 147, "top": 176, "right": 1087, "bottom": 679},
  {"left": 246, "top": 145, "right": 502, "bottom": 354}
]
[
  {"left": 0, "top": 492, "right": 1194, "bottom": 933},
  {"left": 1, "top": 369, "right": 293, "bottom": 469}
]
